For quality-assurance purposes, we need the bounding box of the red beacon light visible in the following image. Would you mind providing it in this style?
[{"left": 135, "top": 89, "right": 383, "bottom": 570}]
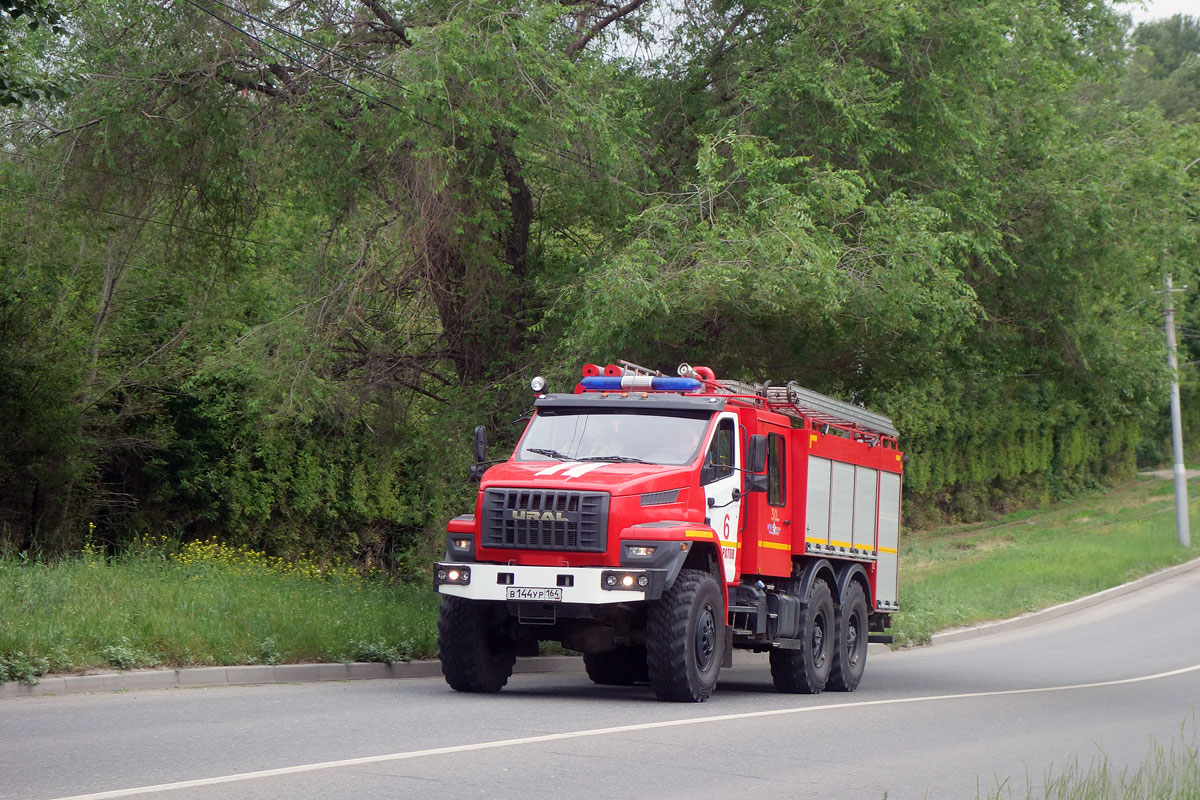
[{"left": 577, "top": 360, "right": 710, "bottom": 393}]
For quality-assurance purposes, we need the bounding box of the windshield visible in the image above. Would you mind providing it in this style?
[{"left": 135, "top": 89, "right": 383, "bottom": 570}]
[{"left": 516, "top": 411, "right": 711, "bottom": 466}]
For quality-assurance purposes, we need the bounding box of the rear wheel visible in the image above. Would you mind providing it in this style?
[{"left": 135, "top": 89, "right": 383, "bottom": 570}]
[
  {"left": 583, "top": 645, "right": 649, "bottom": 686},
  {"left": 770, "top": 577, "right": 834, "bottom": 694},
  {"left": 437, "top": 596, "right": 517, "bottom": 693},
  {"left": 646, "top": 568, "right": 724, "bottom": 702},
  {"left": 828, "top": 581, "right": 868, "bottom": 692}
]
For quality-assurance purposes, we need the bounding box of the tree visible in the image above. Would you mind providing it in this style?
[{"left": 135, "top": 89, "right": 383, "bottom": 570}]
[
  {"left": 1126, "top": 15, "right": 1200, "bottom": 119},
  {"left": 0, "top": 0, "right": 67, "bottom": 106}
]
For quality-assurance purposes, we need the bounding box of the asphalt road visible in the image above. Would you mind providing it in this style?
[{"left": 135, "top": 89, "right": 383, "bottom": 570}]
[{"left": 4, "top": 566, "right": 1200, "bottom": 800}]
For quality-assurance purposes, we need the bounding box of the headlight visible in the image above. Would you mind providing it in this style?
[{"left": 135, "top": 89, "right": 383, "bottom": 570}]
[{"left": 601, "top": 570, "right": 648, "bottom": 592}]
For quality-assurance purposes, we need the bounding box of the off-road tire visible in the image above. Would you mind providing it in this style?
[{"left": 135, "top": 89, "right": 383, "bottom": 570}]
[
  {"left": 583, "top": 645, "right": 649, "bottom": 686},
  {"left": 646, "top": 568, "right": 724, "bottom": 702},
  {"left": 827, "top": 580, "right": 869, "bottom": 692},
  {"left": 770, "top": 577, "right": 834, "bottom": 694},
  {"left": 437, "top": 596, "right": 517, "bottom": 693}
]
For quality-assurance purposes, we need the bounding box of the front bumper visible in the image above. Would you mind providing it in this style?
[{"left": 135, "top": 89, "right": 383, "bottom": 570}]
[{"left": 434, "top": 562, "right": 670, "bottom": 603}]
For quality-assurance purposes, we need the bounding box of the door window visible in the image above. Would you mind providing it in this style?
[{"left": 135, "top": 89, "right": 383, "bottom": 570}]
[
  {"left": 768, "top": 433, "right": 786, "bottom": 507},
  {"left": 702, "top": 418, "right": 735, "bottom": 485}
]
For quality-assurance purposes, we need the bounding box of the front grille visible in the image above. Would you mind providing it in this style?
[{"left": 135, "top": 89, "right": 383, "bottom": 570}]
[{"left": 482, "top": 489, "right": 609, "bottom": 552}]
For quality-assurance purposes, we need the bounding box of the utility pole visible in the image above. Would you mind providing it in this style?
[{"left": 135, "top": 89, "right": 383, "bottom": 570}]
[{"left": 1164, "top": 274, "right": 1191, "bottom": 548}]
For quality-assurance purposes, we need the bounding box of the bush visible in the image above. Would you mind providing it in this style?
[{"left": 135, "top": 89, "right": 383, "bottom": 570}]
[
  {"left": 101, "top": 638, "right": 162, "bottom": 670},
  {"left": 0, "top": 652, "right": 50, "bottom": 685}
]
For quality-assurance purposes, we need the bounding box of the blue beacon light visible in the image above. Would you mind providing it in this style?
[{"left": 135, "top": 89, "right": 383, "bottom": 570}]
[{"left": 580, "top": 376, "right": 703, "bottom": 392}]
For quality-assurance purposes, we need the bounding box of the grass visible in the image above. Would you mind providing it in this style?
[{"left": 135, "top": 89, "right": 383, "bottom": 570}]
[
  {"left": 2, "top": 476, "right": 1198, "bottom": 683},
  {"left": 0, "top": 537, "right": 439, "bottom": 682},
  {"left": 892, "top": 476, "right": 1199, "bottom": 646},
  {"left": 980, "top": 722, "right": 1200, "bottom": 799}
]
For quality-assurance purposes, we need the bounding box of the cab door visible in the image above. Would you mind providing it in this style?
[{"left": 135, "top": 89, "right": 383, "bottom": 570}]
[
  {"left": 702, "top": 413, "right": 741, "bottom": 583},
  {"left": 740, "top": 419, "right": 792, "bottom": 578}
]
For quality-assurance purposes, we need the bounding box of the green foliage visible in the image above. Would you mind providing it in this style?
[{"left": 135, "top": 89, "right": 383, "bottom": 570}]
[
  {"left": 0, "top": 545, "right": 441, "bottom": 671},
  {"left": 1, "top": 0, "right": 1198, "bottom": 557},
  {"left": 981, "top": 728, "right": 1200, "bottom": 800},
  {"left": 101, "top": 637, "right": 161, "bottom": 670},
  {"left": 0, "top": 650, "right": 49, "bottom": 684},
  {"left": 0, "top": 0, "right": 69, "bottom": 106},
  {"left": 893, "top": 477, "right": 1198, "bottom": 647},
  {"left": 1126, "top": 15, "right": 1200, "bottom": 119},
  {"left": 346, "top": 638, "right": 413, "bottom": 664}
]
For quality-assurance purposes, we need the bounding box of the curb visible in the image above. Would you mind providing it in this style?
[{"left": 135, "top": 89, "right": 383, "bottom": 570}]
[
  {"left": 0, "top": 645, "right": 892, "bottom": 699},
  {"left": 0, "top": 656, "right": 577, "bottom": 699},
  {"left": 10, "top": 551, "right": 1195, "bottom": 698},
  {"left": 930, "top": 555, "right": 1200, "bottom": 647}
]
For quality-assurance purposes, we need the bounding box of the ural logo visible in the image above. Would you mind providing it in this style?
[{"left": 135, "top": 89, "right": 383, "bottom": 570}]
[{"left": 511, "top": 510, "right": 569, "bottom": 522}]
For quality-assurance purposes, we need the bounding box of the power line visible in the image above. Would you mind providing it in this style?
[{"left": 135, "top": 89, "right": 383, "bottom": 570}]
[
  {"left": 203, "top": 0, "right": 413, "bottom": 101},
  {"left": 0, "top": 186, "right": 302, "bottom": 251},
  {"left": 0, "top": 150, "right": 302, "bottom": 212},
  {"left": 180, "top": 0, "right": 406, "bottom": 116},
  {"left": 0, "top": 235, "right": 233, "bottom": 277}
]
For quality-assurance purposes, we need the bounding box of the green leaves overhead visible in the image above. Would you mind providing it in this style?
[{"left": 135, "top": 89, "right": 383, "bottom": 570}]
[{"left": 1, "top": 1, "right": 1198, "bottom": 556}]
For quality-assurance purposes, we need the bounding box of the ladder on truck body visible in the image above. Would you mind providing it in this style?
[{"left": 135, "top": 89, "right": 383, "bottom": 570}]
[{"left": 613, "top": 359, "right": 898, "bottom": 442}]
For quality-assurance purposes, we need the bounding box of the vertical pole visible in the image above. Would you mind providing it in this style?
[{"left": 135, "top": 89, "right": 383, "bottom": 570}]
[{"left": 1165, "top": 274, "right": 1191, "bottom": 547}]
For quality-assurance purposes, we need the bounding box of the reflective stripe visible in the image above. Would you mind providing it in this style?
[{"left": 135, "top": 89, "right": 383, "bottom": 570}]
[
  {"left": 562, "top": 462, "right": 607, "bottom": 478},
  {"left": 758, "top": 541, "right": 791, "bottom": 551},
  {"left": 535, "top": 462, "right": 578, "bottom": 476}
]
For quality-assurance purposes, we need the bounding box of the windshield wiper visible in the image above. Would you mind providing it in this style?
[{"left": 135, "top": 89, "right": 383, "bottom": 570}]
[
  {"left": 526, "top": 447, "right": 572, "bottom": 461},
  {"left": 578, "top": 454, "right": 650, "bottom": 464}
]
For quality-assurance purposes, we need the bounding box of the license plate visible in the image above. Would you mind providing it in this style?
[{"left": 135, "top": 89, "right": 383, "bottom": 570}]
[{"left": 506, "top": 586, "right": 563, "bottom": 602}]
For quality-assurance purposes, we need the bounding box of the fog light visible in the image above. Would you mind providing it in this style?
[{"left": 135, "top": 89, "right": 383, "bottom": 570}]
[
  {"left": 435, "top": 564, "right": 471, "bottom": 586},
  {"left": 637, "top": 575, "right": 649, "bottom": 587},
  {"left": 605, "top": 574, "right": 617, "bottom": 587}
]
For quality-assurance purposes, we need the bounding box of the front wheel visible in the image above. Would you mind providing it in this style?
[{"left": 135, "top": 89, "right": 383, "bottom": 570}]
[
  {"left": 646, "top": 568, "right": 724, "bottom": 702},
  {"left": 437, "top": 596, "right": 517, "bottom": 693},
  {"left": 770, "top": 577, "right": 834, "bottom": 694}
]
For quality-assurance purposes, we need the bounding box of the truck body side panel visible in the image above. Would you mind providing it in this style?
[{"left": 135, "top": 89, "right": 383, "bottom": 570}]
[
  {"left": 853, "top": 466, "right": 878, "bottom": 552},
  {"left": 805, "top": 456, "right": 833, "bottom": 546},
  {"left": 875, "top": 471, "right": 902, "bottom": 609},
  {"left": 829, "top": 460, "right": 856, "bottom": 549}
]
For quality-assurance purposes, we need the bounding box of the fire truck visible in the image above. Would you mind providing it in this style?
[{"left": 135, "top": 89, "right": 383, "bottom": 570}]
[{"left": 434, "top": 360, "right": 903, "bottom": 702}]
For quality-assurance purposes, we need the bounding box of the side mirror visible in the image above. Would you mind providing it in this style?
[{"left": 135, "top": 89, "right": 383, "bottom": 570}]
[
  {"left": 473, "top": 426, "right": 487, "bottom": 463},
  {"left": 746, "top": 434, "right": 768, "bottom": 493},
  {"left": 747, "top": 434, "right": 767, "bottom": 474},
  {"left": 469, "top": 426, "right": 488, "bottom": 483},
  {"left": 700, "top": 452, "right": 717, "bottom": 486}
]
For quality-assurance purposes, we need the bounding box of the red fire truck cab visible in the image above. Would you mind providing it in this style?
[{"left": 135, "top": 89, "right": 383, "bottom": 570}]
[{"left": 434, "top": 360, "right": 903, "bottom": 702}]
